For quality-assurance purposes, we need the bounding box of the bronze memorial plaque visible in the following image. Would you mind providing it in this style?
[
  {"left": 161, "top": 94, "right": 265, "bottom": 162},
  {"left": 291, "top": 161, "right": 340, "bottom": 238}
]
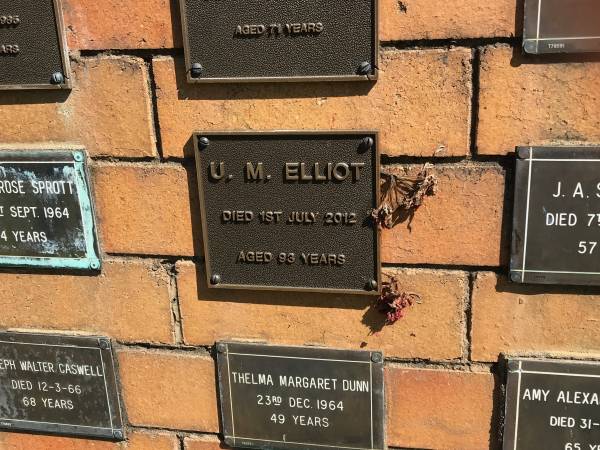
[
  {"left": 216, "top": 342, "right": 385, "bottom": 450},
  {"left": 180, "top": 0, "right": 378, "bottom": 82},
  {"left": 0, "top": 150, "right": 101, "bottom": 271},
  {"left": 0, "top": 0, "right": 71, "bottom": 89},
  {"left": 0, "top": 332, "right": 124, "bottom": 440},
  {"left": 195, "top": 132, "right": 380, "bottom": 294},
  {"left": 504, "top": 358, "right": 600, "bottom": 450},
  {"left": 523, "top": 0, "right": 600, "bottom": 54},
  {"left": 511, "top": 147, "right": 600, "bottom": 286}
]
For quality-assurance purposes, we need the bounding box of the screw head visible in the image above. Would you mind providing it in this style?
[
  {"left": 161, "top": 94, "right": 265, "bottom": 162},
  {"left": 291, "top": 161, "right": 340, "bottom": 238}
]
[
  {"left": 217, "top": 343, "right": 227, "bottom": 353},
  {"left": 90, "top": 260, "right": 100, "bottom": 270},
  {"left": 190, "top": 62, "right": 204, "bottom": 78},
  {"left": 50, "top": 72, "right": 65, "bottom": 85},
  {"left": 113, "top": 430, "right": 124, "bottom": 440},
  {"left": 366, "top": 279, "right": 378, "bottom": 291},
  {"left": 357, "top": 61, "right": 372, "bottom": 76},
  {"left": 360, "top": 136, "right": 374, "bottom": 151},
  {"left": 371, "top": 352, "right": 383, "bottom": 363},
  {"left": 198, "top": 136, "right": 210, "bottom": 150},
  {"left": 510, "top": 272, "right": 522, "bottom": 283},
  {"left": 210, "top": 274, "right": 221, "bottom": 285},
  {"left": 73, "top": 152, "right": 84, "bottom": 162},
  {"left": 98, "top": 339, "right": 110, "bottom": 350}
]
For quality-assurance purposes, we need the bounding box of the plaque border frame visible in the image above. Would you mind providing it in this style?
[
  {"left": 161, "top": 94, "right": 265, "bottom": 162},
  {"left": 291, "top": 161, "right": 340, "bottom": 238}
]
[
  {"left": 216, "top": 341, "right": 386, "bottom": 450},
  {"left": 179, "top": 0, "right": 379, "bottom": 83},
  {"left": 522, "top": 0, "right": 600, "bottom": 54},
  {"left": 510, "top": 146, "right": 600, "bottom": 286},
  {"left": 0, "top": 0, "right": 72, "bottom": 91},
  {"left": 502, "top": 357, "right": 600, "bottom": 450},
  {"left": 194, "top": 130, "right": 382, "bottom": 295},
  {"left": 0, "top": 149, "right": 101, "bottom": 271},
  {"left": 0, "top": 331, "right": 125, "bottom": 440}
]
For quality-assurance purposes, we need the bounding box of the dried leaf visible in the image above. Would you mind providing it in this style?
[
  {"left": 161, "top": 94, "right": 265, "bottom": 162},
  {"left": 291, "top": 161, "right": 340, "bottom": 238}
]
[{"left": 371, "top": 164, "right": 438, "bottom": 229}]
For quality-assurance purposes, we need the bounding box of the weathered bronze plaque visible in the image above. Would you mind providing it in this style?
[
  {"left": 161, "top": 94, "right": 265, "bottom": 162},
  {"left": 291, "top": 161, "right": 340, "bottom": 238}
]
[
  {"left": 0, "top": 150, "right": 100, "bottom": 270},
  {"left": 511, "top": 147, "right": 600, "bottom": 286},
  {"left": 195, "top": 132, "right": 380, "bottom": 294},
  {"left": 0, "top": 332, "right": 124, "bottom": 440},
  {"left": 0, "top": 0, "right": 70, "bottom": 89},
  {"left": 180, "top": 0, "right": 378, "bottom": 83},
  {"left": 523, "top": 0, "right": 600, "bottom": 54},
  {"left": 504, "top": 358, "right": 600, "bottom": 450},
  {"left": 217, "top": 342, "right": 385, "bottom": 450}
]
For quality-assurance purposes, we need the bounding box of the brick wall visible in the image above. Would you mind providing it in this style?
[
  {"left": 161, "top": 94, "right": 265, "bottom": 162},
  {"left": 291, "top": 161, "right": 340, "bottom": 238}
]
[{"left": 1, "top": 1, "right": 599, "bottom": 449}]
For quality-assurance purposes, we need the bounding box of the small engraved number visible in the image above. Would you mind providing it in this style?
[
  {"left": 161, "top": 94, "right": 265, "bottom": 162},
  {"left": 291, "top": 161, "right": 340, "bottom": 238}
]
[
  {"left": 44, "top": 207, "right": 70, "bottom": 219},
  {"left": 0, "top": 15, "right": 20, "bottom": 25},
  {"left": 270, "top": 413, "right": 285, "bottom": 424},
  {"left": 277, "top": 252, "right": 295, "bottom": 264},
  {"left": 578, "top": 241, "right": 597, "bottom": 255},
  {"left": 22, "top": 397, "right": 36, "bottom": 407},
  {"left": 565, "top": 444, "right": 581, "bottom": 450},
  {"left": 324, "top": 212, "right": 357, "bottom": 225}
]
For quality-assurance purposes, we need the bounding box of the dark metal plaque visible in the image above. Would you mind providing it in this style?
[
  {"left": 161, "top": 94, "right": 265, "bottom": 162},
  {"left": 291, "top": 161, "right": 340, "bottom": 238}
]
[
  {"left": 194, "top": 131, "right": 380, "bottom": 295},
  {"left": 0, "top": 150, "right": 101, "bottom": 271},
  {"left": 511, "top": 147, "right": 600, "bottom": 286},
  {"left": 504, "top": 358, "right": 600, "bottom": 450},
  {"left": 523, "top": 0, "right": 600, "bottom": 54},
  {"left": 217, "top": 342, "right": 385, "bottom": 450},
  {"left": 0, "top": 0, "right": 71, "bottom": 89},
  {"left": 0, "top": 332, "right": 124, "bottom": 440},
  {"left": 180, "top": 0, "right": 378, "bottom": 83}
]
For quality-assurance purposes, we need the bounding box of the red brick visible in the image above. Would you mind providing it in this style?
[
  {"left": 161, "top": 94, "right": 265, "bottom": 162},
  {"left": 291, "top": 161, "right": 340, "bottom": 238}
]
[
  {"left": 92, "top": 163, "right": 199, "bottom": 256},
  {"left": 0, "top": 430, "right": 178, "bottom": 450},
  {"left": 386, "top": 366, "right": 496, "bottom": 449},
  {"left": 472, "top": 272, "right": 600, "bottom": 362},
  {"left": 185, "top": 435, "right": 230, "bottom": 450},
  {"left": 0, "top": 57, "right": 156, "bottom": 158},
  {"left": 63, "top": 0, "right": 180, "bottom": 50},
  {"left": 177, "top": 263, "right": 467, "bottom": 360},
  {"left": 478, "top": 45, "right": 600, "bottom": 155},
  {"left": 0, "top": 259, "right": 173, "bottom": 344},
  {"left": 153, "top": 50, "right": 471, "bottom": 158},
  {"left": 118, "top": 349, "right": 219, "bottom": 432},
  {"left": 382, "top": 164, "right": 507, "bottom": 266},
  {"left": 380, "top": 0, "right": 519, "bottom": 41}
]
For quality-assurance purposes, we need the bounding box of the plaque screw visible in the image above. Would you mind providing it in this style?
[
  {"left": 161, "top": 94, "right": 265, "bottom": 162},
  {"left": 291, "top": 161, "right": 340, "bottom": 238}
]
[
  {"left": 371, "top": 352, "right": 383, "bottom": 363},
  {"left": 190, "top": 63, "right": 204, "bottom": 78},
  {"left": 198, "top": 136, "right": 210, "bottom": 150},
  {"left": 366, "top": 279, "right": 378, "bottom": 291},
  {"left": 510, "top": 272, "right": 522, "bottom": 283},
  {"left": 360, "top": 137, "right": 374, "bottom": 151},
  {"left": 98, "top": 339, "right": 110, "bottom": 350},
  {"left": 113, "top": 430, "right": 124, "bottom": 440},
  {"left": 73, "top": 152, "right": 84, "bottom": 162},
  {"left": 50, "top": 72, "right": 65, "bottom": 85},
  {"left": 216, "top": 343, "right": 227, "bottom": 353},
  {"left": 210, "top": 274, "right": 221, "bottom": 285},
  {"left": 90, "top": 261, "right": 100, "bottom": 270},
  {"left": 357, "top": 61, "right": 372, "bottom": 76}
]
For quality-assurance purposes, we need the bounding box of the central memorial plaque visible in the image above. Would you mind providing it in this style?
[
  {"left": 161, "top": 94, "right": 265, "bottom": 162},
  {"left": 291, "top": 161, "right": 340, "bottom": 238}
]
[
  {"left": 195, "top": 131, "right": 380, "bottom": 294},
  {"left": 0, "top": 0, "right": 71, "bottom": 89},
  {"left": 180, "top": 0, "right": 378, "bottom": 82},
  {"left": 523, "top": 0, "right": 600, "bottom": 54},
  {"left": 0, "top": 332, "right": 124, "bottom": 440},
  {"left": 0, "top": 150, "right": 101, "bottom": 271},
  {"left": 217, "top": 342, "right": 385, "bottom": 450},
  {"left": 504, "top": 358, "right": 600, "bottom": 450},
  {"left": 511, "top": 147, "right": 600, "bottom": 286}
]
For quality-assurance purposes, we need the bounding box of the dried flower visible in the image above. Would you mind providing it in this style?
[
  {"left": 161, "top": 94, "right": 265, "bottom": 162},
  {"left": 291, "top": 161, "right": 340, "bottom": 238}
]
[
  {"left": 371, "top": 164, "right": 438, "bottom": 229},
  {"left": 376, "top": 277, "right": 420, "bottom": 324}
]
